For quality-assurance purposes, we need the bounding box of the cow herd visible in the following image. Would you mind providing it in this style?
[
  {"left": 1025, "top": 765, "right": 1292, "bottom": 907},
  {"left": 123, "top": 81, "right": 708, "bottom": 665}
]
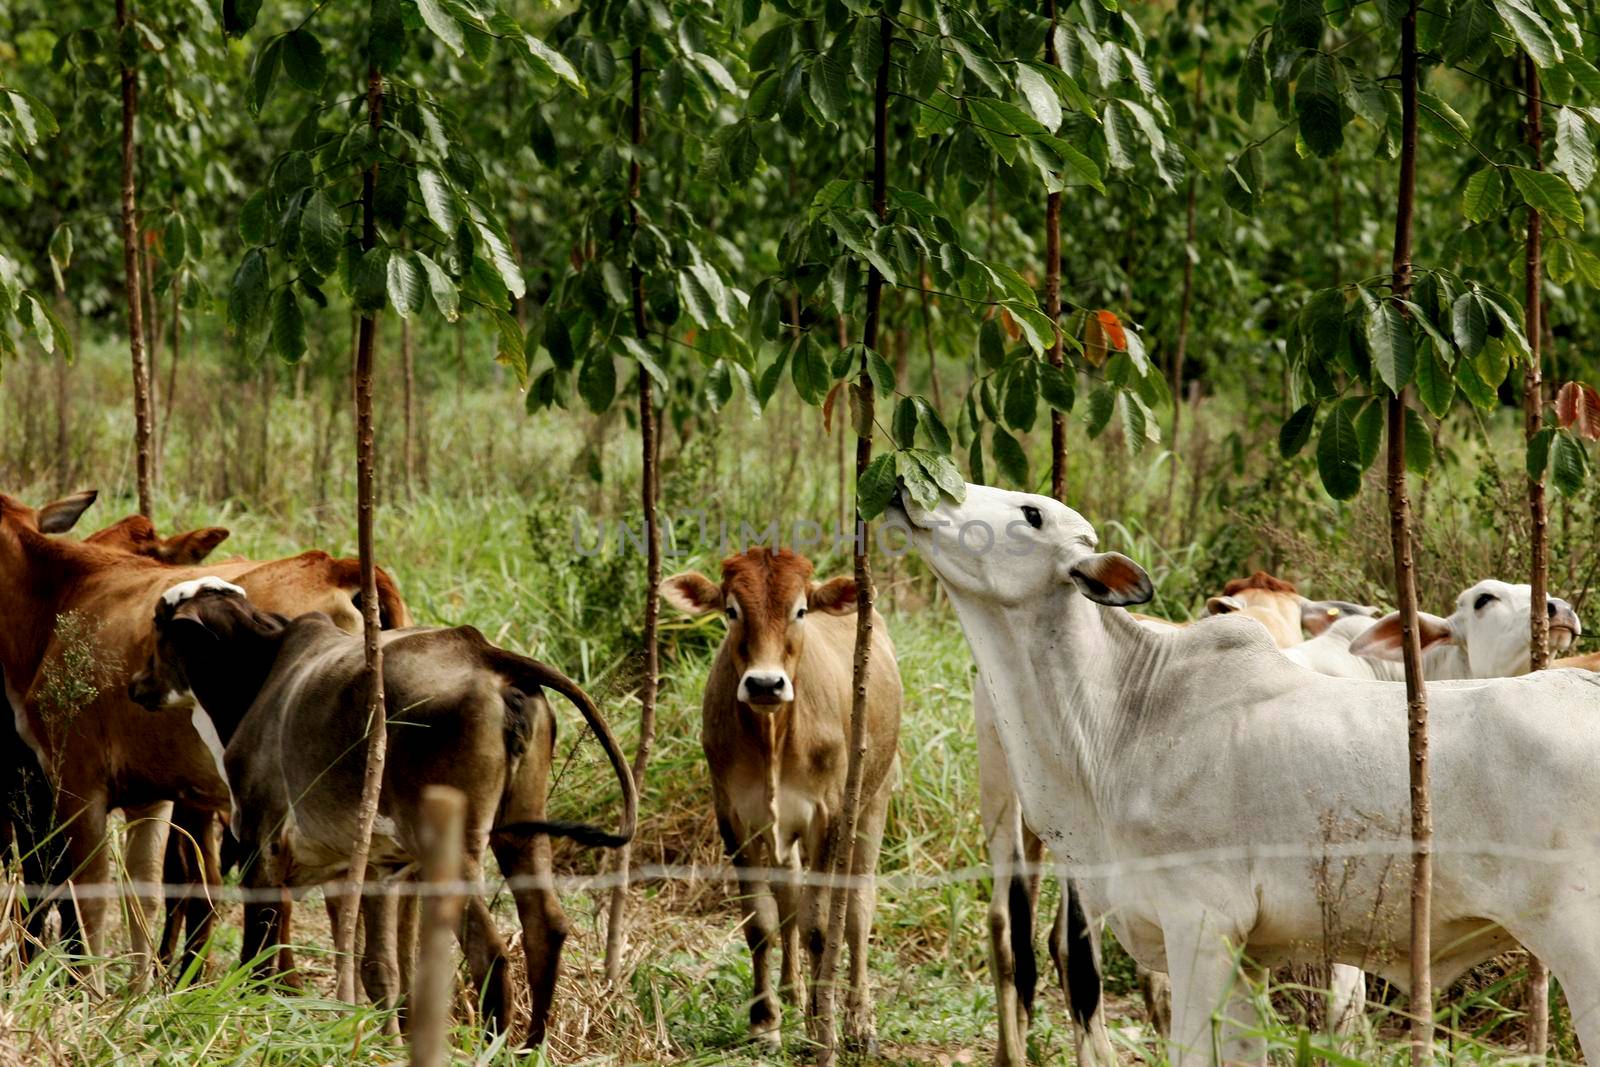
[{"left": 4, "top": 482, "right": 1600, "bottom": 1063}]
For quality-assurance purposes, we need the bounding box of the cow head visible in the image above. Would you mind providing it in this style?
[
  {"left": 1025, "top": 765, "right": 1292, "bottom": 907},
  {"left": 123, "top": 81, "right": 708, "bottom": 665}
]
[
  {"left": 1203, "top": 571, "right": 1379, "bottom": 645},
  {"left": 661, "top": 548, "right": 858, "bottom": 708},
  {"left": 128, "top": 579, "right": 253, "bottom": 712},
  {"left": 86, "top": 515, "right": 231, "bottom": 564},
  {"left": 0, "top": 489, "right": 99, "bottom": 556},
  {"left": 889, "top": 482, "right": 1152, "bottom": 608},
  {"left": 1349, "top": 578, "right": 1582, "bottom": 677}
]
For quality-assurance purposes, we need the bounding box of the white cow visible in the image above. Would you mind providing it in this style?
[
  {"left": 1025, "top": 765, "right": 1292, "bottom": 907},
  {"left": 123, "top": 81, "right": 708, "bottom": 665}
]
[
  {"left": 1289, "top": 579, "right": 1581, "bottom": 681},
  {"left": 1287, "top": 580, "right": 1581, "bottom": 1036},
  {"left": 893, "top": 483, "right": 1600, "bottom": 1065}
]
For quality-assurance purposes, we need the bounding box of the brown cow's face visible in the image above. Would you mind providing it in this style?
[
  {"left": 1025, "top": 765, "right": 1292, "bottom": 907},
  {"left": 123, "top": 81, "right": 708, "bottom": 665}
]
[
  {"left": 661, "top": 548, "right": 857, "bottom": 710},
  {"left": 0, "top": 489, "right": 98, "bottom": 577}
]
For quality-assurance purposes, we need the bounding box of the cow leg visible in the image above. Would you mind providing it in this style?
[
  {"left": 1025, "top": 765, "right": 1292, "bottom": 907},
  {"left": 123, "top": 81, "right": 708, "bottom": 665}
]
[
  {"left": 395, "top": 882, "right": 419, "bottom": 1023},
  {"left": 1328, "top": 964, "right": 1366, "bottom": 1043},
  {"left": 770, "top": 846, "right": 805, "bottom": 1009},
  {"left": 718, "top": 810, "right": 782, "bottom": 1046},
  {"left": 1506, "top": 911, "right": 1600, "bottom": 1060},
  {"left": 842, "top": 781, "right": 889, "bottom": 1054},
  {"left": 122, "top": 800, "right": 172, "bottom": 984},
  {"left": 457, "top": 856, "right": 514, "bottom": 1039},
  {"left": 1140, "top": 966, "right": 1173, "bottom": 1038},
  {"left": 237, "top": 832, "right": 289, "bottom": 980},
  {"left": 978, "top": 687, "right": 1035, "bottom": 1067},
  {"left": 160, "top": 804, "right": 224, "bottom": 978},
  {"left": 492, "top": 832, "right": 567, "bottom": 1049},
  {"left": 325, "top": 894, "right": 368, "bottom": 1001},
  {"left": 359, "top": 885, "right": 402, "bottom": 1035},
  {"left": 57, "top": 787, "right": 111, "bottom": 986},
  {"left": 1161, "top": 910, "right": 1256, "bottom": 1067},
  {"left": 1050, "top": 880, "right": 1116, "bottom": 1067}
]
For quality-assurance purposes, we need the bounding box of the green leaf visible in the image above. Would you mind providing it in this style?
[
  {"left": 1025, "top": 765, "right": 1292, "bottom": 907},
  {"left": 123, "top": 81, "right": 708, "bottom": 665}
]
[
  {"left": 47, "top": 224, "right": 72, "bottom": 289},
  {"left": 227, "top": 248, "right": 269, "bottom": 333},
  {"left": 1553, "top": 108, "right": 1596, "bottom": 191},
  {"left": 1102, "top": 100, "right": 1134, "bottom": 169},
  {"left": 1367, "top": 300, "right": 1414, "bottom": 394},
  {"left": 1460, "top": 167, "right": 1503, "bottom": 223},
  {"left": 1551, "top": 430, "right": 1589, "bottom": 496},
  {"left": 1493, "top": 0, "right": 1561, "bottom": 67},
  {"left": 1442, "top": 0, "right": 1494, "bottom": 64},
  {"left": 367, "top": 0, "right": 405, "bottom": 73},
  {"left": 415, "top": 0, "right": 464, "bottom": 57},
  {"left": 892, "top": 396, "right": 918, "bottom": 449},
  {"left": 1223, "top": 147, "right": 1262, "bottom": 217},
  {"left": 914, "top": 396, "right": 953, "bottom": 454},
  {"left": 527, "top": 107, "right": 558, "bottom": 167},
  {"left": 282, "top": 29, "right": 327, "bottom": 91},
  {"left": 578, "top": 350, "right": 616, "bottom": 413},
  {"left": 857, "top": 452, "right": 898, "bottom": 520},
  {"left": 1510, "top": 165, "right": 1584, "bottom": 224},
  {"left": 1415, "top": 341, "right": 1456, "bottom": 418},
  {"left": 1003, "top": 361, "right": 1038, "bottom": 433},
  {"left": 1295, "top": 55, "right": 1344, "bottom": 159},
  {"left": 523, "top": 34, "right": 585, "bottom": 94},
  {"left": 791, "top": 336, "right": 830, "bottom": 406},
  {"left": 1015, "top": 64, "right": 1062, "bottom": 131},
  {"left": 1527, "top": 426, "right": 1555, "bottom": 480},
  {"left": 991, "top": 427, "right": 1029, "bottom": 487},
  {"left": 298, "top": 189, "right": 342, "bottom": 276},
  {"left": 1452, "top": 292, "right": 1487, "bottom": 358},
  {"left": 1316, "top": 401, "right": 1362, "bottom": 500},
  {"left": 472, "top": 217, "right": 525, "bottom": 301},
  {"left": 968, "top": 432, "right": 986, "bottom": 484},
  {"left": 351, "top": 248, "right": 389, "bottom": 312},
  {"left": 1352, "top": 397, "right": 1384, "bottom": 469},
  {"left": 270, "top": 286, "right": 306, "bottom": 363},
  {"left": 543, "top": 313, "right": 575, "bottom": 371},
  {"left": 417, "top": 168, "right": 458, "bottom": 235},
  {"left": 810, "top": 43, "right": 850, "bottom": 124},
  {"left": 866, "top": 347, "right": 896, "bottom": 398},
  {"left": 1277, "top": 0, "right": 1325, "bottom": 48},
  {"left": 1418, "top": 91, "right": 1470, "bottom": 147},
  {"left": 386, "top": 252, "right": 424, "bottom": 317},
  {"left": 916, "top": 449, "right": 966, "bottom": 500},
  {"left": 950, "top": 38, "right": 1007, "bottom": 95},
  {"left": 415, "top": 251, "right": 459, "bottom": 322},
  {"left": 1279, "top": 402, "right": 1318, "bottom": 458},
  {"left": 1403, "top": 407, "right": 1434, "bottom": 476},
  {"left": 223, "top": 0, "right": 262, "bottom": 37},
  {"left": 1040, "top": 362, "right": 1075, "bottom": 413},
  {"left": 250, "top": 36, "right": 283, "bottom": 114}
]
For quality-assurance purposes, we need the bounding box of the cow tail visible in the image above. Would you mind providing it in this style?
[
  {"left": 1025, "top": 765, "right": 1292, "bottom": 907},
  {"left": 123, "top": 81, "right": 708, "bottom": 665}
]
[
  {"left": 372, "top": 567, "right": 412, "bottom": 628},
  {"left": 491, "top": 651, "right": 637, "bottom": 849}
]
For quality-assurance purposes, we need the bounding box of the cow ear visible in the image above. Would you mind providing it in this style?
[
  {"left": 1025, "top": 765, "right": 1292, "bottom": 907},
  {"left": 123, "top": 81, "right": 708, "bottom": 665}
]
[
  {"left": 809, "top": 576, "right": 860, "bottom": 615},
  {"left": 1299, "top": 599, "right": 1374, "bottom": 637},
  {"left": 1348, "top": 611, "right": 1456, "bottom": 662},
  {"left": 1206, "top": 595, "right": 1244, "bottom": 616},
  {"left": 38, "top": 489, "right": 98, "bottom": 534},
  {"left": 660, "top": 572, "right": 721, "bottom": 615},
  {"left": 1068, "top": 552, "right": 1154, "bottom": 606},
  {"left": 158, "top": 527, "right": 231, "bottom": 565}
]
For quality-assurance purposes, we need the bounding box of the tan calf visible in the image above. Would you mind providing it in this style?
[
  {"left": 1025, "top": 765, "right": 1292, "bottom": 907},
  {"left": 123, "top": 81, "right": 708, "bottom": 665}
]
[{"left": 663, "top": 548, "right": 901, "bottom": 1049}]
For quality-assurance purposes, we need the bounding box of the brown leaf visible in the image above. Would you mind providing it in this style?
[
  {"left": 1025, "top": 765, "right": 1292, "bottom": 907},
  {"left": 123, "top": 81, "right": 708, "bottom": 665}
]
[
  {"left": 999, "top": 307, "right": 1021, "bottom": 341},
  {"left": 1083, "top": 313, "right": 1107, "bottom": 368},
  {"left": 822, "top": 380, "right": 844, "bottom": 432},
  {"left": 1556, "top": 381, "right": 1600, "bottom": 441},
  {"left": 1096, "top": 309, "right": 1128, "bottom": 351}
]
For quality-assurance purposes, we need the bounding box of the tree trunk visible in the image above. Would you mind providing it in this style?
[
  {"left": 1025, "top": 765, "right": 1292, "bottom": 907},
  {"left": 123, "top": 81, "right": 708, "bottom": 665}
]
[
  {"left": 401, "top": 315, "right": 415, "bottom": 500},
  {"left": 142, "top": 239, "right": 162, "bottom": 482},
  {"left": 836, "top": 314, "right": 849, "bottom": 537},
  {"left": 604, "top": 44, "right": 662, "bottom": 985},
  {"left": 1522, "top": 53, "right": 1551, "bottom": 1058},
  {"left": 1166, "top": 0, "right": 1207, "bottom": 518},
  {"left": 1044, "top": 0, "right": 1065, "bottom": 502},
  {"left": 160, "top": 274, "right": 182, "bottom": 460},
  {"left": 1390, "top": 8, "right": 1432, "bottom": 1065},
  {"left": 335, "top": 63, "right": 388, "bottom": 1008},
  {"left": 117, "top": 0, "right": 154, "bottom": 518},
  {"left": 809, "top": 15, "right": 889, "bottom": 1065}
]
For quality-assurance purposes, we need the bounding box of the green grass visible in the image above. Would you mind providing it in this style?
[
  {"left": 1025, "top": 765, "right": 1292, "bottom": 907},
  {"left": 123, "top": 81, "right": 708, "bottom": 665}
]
[{"left": 1, "top": 341, "right": 1594, "bottom": 1063}]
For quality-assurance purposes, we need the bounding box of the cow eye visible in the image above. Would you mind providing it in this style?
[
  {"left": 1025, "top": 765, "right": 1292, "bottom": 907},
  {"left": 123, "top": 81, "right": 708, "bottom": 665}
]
[
  {"left": 1021, "top": 505, "right": 1043, "bottom": 529},
  {"left": 725, "top": 605, "right": 738, "bottom": 620},
  {"left": 795, "top": 606, "right": 807, "bottom": 620},
  {"left": 1474, "top": 593, "right": 1496, "bottom": 611}
]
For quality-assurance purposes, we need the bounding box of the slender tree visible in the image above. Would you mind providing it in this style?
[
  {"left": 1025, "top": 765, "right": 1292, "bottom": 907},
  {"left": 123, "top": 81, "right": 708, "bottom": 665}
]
[
  {"left": 117, "top": 0, "right": 155, "bottom": 517},
  {"left": 604, "top": 44, "right": 662, "bottom": 984},
  {"left": 1387, "top": 7, "right": 1432, "bottom": 1064},
  {"left": 1166, "top": 0, "right": 1207, "bottom": 517},
  {"left": 809, "top": 14, "right": 890, "bottom": 1063},
  {"left": 335, "top": 62, "right": 389, "bottom": 1006},
  {"left": 1521, "top": 53, "right": 1551, "bottom": 1058},
  {"left": 1044, "top": 0, "right": 1064, "bottom": 501}
]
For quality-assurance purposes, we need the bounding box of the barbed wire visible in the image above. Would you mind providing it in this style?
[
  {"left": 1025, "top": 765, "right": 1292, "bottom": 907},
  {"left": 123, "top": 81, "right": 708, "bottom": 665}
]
[{"left": 7, "top": 832, "right": 1600, "bottom": 903}]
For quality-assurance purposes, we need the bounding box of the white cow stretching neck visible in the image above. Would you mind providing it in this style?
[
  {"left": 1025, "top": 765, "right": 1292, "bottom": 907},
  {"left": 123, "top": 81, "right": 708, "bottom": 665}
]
[{"left": 897, "top": 483, "right": 1600, "bottom": 1066}]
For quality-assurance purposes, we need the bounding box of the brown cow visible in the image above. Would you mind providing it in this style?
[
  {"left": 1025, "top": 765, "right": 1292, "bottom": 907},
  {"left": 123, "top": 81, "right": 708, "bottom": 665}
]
[
  {"left": 0, "top": 490, "right": 409, "bottom": 979},
  {"left": 127, "top": 580, "right": 636, "bottom": 1046},
  {"left": 662, "top": 548, "right": 902, "bottom": 1050}
]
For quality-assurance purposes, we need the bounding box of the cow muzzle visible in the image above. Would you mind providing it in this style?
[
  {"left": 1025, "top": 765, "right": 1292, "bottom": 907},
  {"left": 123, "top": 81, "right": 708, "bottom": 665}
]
[
  {"left": 127, "top": 670, "right": 184, "bottom": 711},
  {"left": 738, "top": 670, "right": 794, "bottom": 707},
  {"left": 1549, "top": 598, "right": 1583, "bottom": 652}
]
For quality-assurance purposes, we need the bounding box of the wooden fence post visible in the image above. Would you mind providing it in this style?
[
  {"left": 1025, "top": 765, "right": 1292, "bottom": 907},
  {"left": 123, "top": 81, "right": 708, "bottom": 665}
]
[{"left": 409, "top": 785, "right": 466, "bottom": 1067}]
